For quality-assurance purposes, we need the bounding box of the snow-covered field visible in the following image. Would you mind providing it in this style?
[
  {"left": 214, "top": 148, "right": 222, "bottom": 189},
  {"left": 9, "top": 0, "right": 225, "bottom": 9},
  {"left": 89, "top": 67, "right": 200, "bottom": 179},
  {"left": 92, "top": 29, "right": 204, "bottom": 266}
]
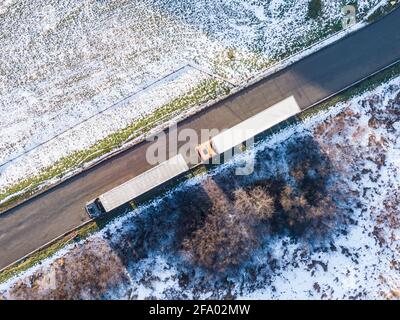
[
  {"left": 0, "top": 0, "right": 385, "bottom": 198},
  {"left": 1, "top": 75, "right": 399, "bottom": 300}
]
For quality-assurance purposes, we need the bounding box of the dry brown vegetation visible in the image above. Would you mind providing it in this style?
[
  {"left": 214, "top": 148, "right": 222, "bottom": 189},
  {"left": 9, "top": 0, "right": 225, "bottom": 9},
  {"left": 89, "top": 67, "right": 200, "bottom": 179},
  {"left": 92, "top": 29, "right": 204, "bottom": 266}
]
[
  {"left": 181, "top": 136, "right": 342, "bottom": 272},
  {"left": 182, "top": 179, "right": 275, "bottom": 272},
  {"left": 5, "top": 240, "right": 130, "bottom": 300}
]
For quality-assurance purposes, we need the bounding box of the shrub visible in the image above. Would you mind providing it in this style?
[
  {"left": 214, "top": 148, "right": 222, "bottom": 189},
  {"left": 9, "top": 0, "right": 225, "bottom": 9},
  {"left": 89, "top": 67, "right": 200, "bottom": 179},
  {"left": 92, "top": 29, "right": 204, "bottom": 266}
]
[
  {"left": 307, "top": 0, "right": 322, "bottom": 19},
  {"left": 227, "top": 48, "right": 235, "bottom": 60},
  {"left": 182, "top": 181, "right": 275, "bottom": 272}
]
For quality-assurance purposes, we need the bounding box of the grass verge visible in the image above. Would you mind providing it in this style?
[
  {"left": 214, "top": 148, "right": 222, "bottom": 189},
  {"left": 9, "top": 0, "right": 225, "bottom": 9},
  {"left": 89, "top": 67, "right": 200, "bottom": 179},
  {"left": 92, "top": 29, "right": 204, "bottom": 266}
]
[
  {"left": 0, "top": 79, "right": 230, "bottom": 214},
  {"left": 0, "top": 222, "right": 98, "bottom": 285}
]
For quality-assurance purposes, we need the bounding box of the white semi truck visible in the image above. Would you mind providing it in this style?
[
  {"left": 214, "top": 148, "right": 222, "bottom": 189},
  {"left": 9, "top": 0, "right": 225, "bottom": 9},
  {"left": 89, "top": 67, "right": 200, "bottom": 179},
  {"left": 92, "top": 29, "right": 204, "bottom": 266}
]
[{"left": 86, "top": 96, "right": 300, "bottom": 218}]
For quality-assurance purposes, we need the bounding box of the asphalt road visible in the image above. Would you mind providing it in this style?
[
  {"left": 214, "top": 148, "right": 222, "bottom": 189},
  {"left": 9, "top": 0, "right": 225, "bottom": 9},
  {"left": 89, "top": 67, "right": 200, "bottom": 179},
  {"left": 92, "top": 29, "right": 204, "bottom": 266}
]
[{"left": 1, "top": 9, "right": 400, "bottom": 270}]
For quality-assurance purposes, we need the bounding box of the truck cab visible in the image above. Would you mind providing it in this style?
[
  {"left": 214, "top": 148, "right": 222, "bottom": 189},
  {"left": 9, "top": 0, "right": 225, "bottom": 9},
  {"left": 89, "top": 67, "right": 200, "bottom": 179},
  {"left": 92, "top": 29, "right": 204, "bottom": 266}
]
[
  {"left": 195, "top": 140, "right": 217, "bottom": 162},
  {"left": 85, "top": 198, "right": 105, "bottom": 218}
]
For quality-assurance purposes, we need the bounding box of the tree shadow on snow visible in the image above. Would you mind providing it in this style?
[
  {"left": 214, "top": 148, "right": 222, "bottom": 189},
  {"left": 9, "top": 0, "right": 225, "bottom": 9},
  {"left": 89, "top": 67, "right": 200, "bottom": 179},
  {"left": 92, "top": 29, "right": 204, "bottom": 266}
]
[{"left": 103, "top": 134, "right": 354, "bottom": 290}]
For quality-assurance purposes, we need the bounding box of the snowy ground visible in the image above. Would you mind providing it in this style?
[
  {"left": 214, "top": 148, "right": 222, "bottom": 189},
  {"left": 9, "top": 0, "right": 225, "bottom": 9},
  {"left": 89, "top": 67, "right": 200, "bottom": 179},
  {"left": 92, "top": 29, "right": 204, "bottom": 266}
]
[
  {"left": 0, "top": 0, "right": 385, "bottom": 196},
  {"left": 1, "top": 75, "right": 399, "bottom": 300}
]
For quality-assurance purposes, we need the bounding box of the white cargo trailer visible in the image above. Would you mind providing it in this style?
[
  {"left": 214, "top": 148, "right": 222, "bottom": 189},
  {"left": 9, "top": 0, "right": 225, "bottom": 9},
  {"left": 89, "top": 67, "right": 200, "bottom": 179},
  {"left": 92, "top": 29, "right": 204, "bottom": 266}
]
[
  {"left": 86, "top": 96, "right": 301, "bottom": 217},
  {"left": 196, "top": 96, "right": 300, "bottom": 161},
  {"left": 86, "top": 154, "right": 189, "bottom": 217}
]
